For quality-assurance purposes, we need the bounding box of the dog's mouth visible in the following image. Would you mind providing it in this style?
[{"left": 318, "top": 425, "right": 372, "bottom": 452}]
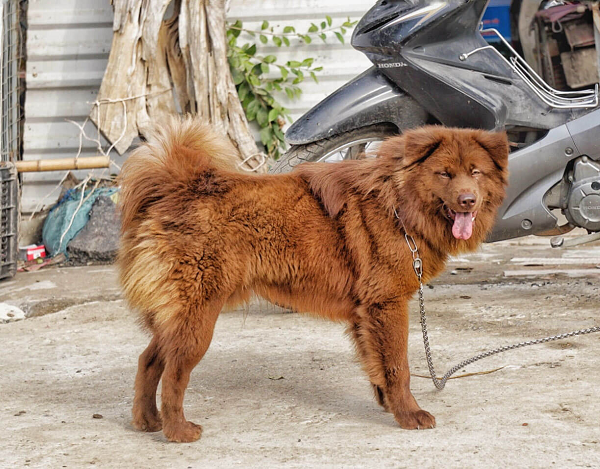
[{"left": 443, "top": 205, "right": 477, "bottom": 240}]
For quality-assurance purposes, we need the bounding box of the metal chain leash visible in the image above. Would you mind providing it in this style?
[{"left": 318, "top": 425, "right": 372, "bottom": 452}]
[{"left": 395, "top": 208, "right": 600, "bottom": 391}]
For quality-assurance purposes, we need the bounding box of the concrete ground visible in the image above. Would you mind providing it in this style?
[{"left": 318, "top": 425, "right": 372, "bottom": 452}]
[{"left": 1, "top": 235, "right": 599, "bottom": 468}]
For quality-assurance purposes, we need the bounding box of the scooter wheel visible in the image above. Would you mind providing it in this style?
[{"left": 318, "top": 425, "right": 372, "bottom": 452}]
[{"left": 270, "top": 124, "right": 398, "bottom": 174}]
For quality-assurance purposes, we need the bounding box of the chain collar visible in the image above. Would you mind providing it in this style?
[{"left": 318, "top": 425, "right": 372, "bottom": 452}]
[{"left": 393, "top": 207, "right": 423, "bottom": 279}]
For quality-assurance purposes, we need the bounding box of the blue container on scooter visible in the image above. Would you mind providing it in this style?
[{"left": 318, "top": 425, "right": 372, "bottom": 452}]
[{"left": 481, "top": 0, "right": 511, "bottom": 42}]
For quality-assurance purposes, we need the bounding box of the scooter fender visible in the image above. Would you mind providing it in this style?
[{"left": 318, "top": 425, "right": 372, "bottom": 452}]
[{"left": 285, "top": 67, "right": 428, "bottom": 145}]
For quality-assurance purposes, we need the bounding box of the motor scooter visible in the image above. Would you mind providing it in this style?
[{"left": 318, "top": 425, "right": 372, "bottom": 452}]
[{"left": 271, "top": 0, "right": 600, "bottom": 245}]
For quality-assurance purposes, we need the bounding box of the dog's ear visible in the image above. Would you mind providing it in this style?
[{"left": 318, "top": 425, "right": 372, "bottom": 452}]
[
  {"left": 295, "top": 163, "right": 347, "bottom": 218},
  {"left": 401, "top": 127, "right": 444, "bottom": 168},
  {"left": 473, "top": 130, "right": 509, "bottom": 173}
]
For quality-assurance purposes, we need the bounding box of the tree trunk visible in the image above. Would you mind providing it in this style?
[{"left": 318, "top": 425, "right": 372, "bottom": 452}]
[{"left": 91, "top": 0, "right": 263, "bottom": 171}]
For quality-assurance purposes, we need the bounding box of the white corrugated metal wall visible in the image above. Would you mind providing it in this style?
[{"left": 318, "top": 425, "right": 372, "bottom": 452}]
[{"left": 22, "top": 0, "right": 372, "bottom": 213}]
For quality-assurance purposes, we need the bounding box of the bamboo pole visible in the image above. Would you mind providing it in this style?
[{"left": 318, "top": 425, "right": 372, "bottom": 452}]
[{"left": 15, "top": 156, "right": 110, "bottom": 173}]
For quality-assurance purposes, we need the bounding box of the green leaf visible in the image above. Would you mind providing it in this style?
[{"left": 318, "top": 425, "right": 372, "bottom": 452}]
[
  {"left": 313, "top": 66, "right": 323, "bottom": 72},
  {"left": 268, "top": 108, "right": 279, "bottom": 122},
  {"left": 310, "top": 71, "right": 318, "bottom": 83},
  {"left": 247, "top": 31, "right": 255, "bottom": 37},
  {"left": 246, "top": 44, "right": 256, "bottom": 56},
  {"left": 248, "top": 74, "right": 261, "bottom": 86},
  {"left": 252, "top": 63, "right": 263, "bottom": 76},
  {"left": 274, "top": 126, "right": 285, "bottom": 142},
  {"left": 278, "top": 65, "right": 289, "bottom": 80},
  {"left": 292, "top": 70, "right": 304, "bottom": 84},
  {"left": 334, "top": 31, "right": 344, "bottom": 44},
  {"left": 228, "top": 55, "right": 240, "bottom": 69},
  {"left": 301, "top": 58, "right": 314, "bottom": 68},
  {"left": 231, "top": 67, "right": 245, "bottom": 85},
  {"left": 229, "top": 20, "right": 242, "bottom": 38},
  {"left": 343, "top": 21, "right": 355, "bottom": 28},
  {"left": 308, "top": 23, "right": 318, "bottom": 33},
  {"left": 263, "top": 55, "right": 277, "bottom": 63},
  {"left": 283, "top": 26, "right": 295, "bottom": 33},
  {"left": 282, "top": 36, "right": 290, "bottom": 46},
  {"left": 260, "top": 126, "right": 273, "bottom": 146},
  {"left": 287, "top": 61, "right": 302, "bottom": 68},
  {"left": 341, "top": 27, "right": 347, "bottom": 34},
  {"left": 321, "top": 21, "right": 327, "bottom": 30},
  {"left": 246, "top": 99, "right": 258, "bottom": 121},
  {"left": 260, "top": 35, "right": 268, "bottom": 44},
  {"left": 273, "top": 82, "right": 282, "bottom": 91},
  {"left": 261, "top": 20, "right": 269, "bottom": 30},
  {"left": 326, "top": 15, "right": 332, "bottom": 26},
  {"left": 257, "top": 107, "right": 269, "bottom": 127},
  {"left": 300, "top": 34, "right": 312, "bottom": 44},
  {"left": 238, "top": 81, "right": 250, "bottom": 101},
  {"left": 285, "top": 87, "right": 294, "bottom": 99},
  {"left": 261, "top": 63, "right": 270, "bottom": 74},
  {"left": 242, "top": 93, "right": 254, "bottom": 110},
  {"left": 319, "top": 33, "right": 326, "bottom": 42},
  {"left": 273, "top": 36, "right": 282, "bottom": 47}
]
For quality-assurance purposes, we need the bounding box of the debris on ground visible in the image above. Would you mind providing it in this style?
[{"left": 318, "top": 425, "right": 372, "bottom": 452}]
[{"left": 0, "top": 303, "right": 25, "bottom": 323}]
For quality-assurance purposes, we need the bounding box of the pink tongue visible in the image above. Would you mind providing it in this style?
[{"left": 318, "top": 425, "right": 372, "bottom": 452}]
[{"left": 452, "top": 212, "right": 473, "bottom": 240}]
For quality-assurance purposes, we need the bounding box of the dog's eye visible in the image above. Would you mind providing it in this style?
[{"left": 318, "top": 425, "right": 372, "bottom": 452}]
[
  {"left": 472, "top": 169, "right": 481, "bottom": 176},
  {"left": 438, "top": 171, "right": 450, "bottom": 179}
]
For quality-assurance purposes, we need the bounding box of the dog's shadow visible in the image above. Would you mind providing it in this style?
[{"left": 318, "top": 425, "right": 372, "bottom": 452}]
[{"left": 185, "top": 347, "right": 395, "bottom": 429}]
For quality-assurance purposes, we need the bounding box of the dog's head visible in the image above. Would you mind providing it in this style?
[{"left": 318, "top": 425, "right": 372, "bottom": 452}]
[
  {"left": 296, "top": 126, "right": 509, "bottom": 244},
  {"left": 392, "top": 126, "right": 509, "bottom": 241}
]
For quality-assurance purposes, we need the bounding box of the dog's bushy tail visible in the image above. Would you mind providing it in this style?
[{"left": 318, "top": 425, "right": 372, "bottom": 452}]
[{"left": 118, "top": 116, "right": 239, "bottom": 234}]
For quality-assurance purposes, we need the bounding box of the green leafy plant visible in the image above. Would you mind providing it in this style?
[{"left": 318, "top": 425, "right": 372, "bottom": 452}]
[{"left": 227, "top": 16, "right": 357, "bottom": 160}]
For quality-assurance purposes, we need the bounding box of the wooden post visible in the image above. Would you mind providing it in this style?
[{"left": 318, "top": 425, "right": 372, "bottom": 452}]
[{"left": 15, "top": 156, "right": 110, "bottom": 173}]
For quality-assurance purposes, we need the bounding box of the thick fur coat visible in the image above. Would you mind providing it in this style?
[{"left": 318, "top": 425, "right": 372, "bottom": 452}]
[{"left": 119, "top": 117, "right": 509, "bottom": 442}]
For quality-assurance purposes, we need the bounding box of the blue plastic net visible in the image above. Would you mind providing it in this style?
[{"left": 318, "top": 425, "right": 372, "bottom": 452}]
[{"left": 42, "top": 187, "right": 119, "bottom": 257}]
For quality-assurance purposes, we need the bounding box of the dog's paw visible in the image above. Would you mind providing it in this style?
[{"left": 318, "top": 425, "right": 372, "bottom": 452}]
[
  {"left": 395, "top": 409, "right": 436, "bottom": 430},
  {"left": 132, "top": 410, "right": 162, "bottom": 432},
  {"left": 163, "top": 421, "right": 203, "bottom": 443}
]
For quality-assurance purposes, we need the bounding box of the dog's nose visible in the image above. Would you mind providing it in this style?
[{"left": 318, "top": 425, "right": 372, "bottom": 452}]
[{"left": 458, "top": 193, "right": 476, "bottom": 209}]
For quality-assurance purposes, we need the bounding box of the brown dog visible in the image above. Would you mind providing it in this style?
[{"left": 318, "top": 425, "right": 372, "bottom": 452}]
[{"left": 118, "top": 118, "right": 509, "bottom": 442}]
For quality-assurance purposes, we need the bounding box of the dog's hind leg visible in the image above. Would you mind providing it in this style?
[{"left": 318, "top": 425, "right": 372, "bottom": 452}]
[
  {"left": 371, "top": 383, "right": 390, "bottom": 412},
  {"left": 132, "top": 333, "right": 165, "bottom": 432},
  {"left": 349, "top": 322, "right": 390, "bottom": 412},
  {"left": 159, "top": 301, "right": 223, "bottom": 443},
  {"left": 350, "top": 301, "right": 436, "bottom": 430}
]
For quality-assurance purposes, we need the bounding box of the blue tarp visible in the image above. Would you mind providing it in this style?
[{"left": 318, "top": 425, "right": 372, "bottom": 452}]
[{"left": 42, "top": 187, "right": 119, "bottom": 257}]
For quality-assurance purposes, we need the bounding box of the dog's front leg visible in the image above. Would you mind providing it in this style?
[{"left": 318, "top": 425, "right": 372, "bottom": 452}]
[{"left": 351, "top": 300, "right": 436, "bottom": 430}]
